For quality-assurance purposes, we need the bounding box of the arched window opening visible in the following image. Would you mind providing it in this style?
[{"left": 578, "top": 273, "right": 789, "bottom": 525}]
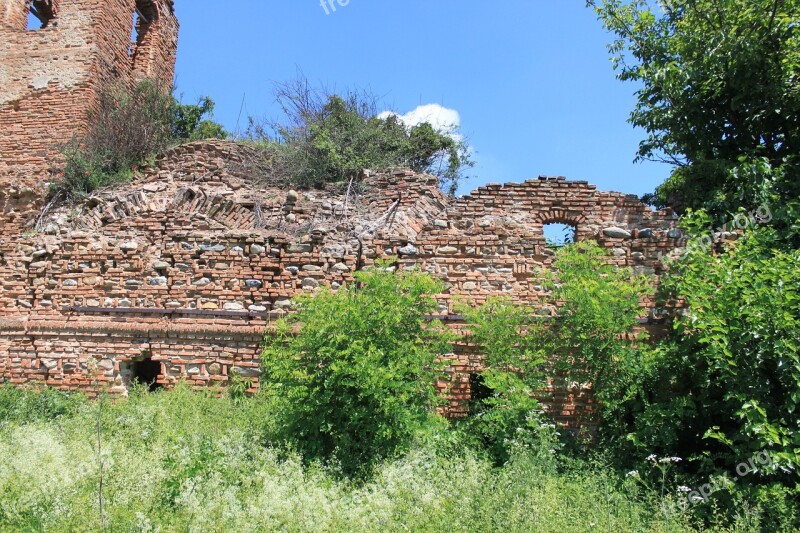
[
  {"left": 27, "top": 0, "right": 55, "bottom": 30},
  {"left": 543, "top": 222, "right": 576, "bottom": 248}
]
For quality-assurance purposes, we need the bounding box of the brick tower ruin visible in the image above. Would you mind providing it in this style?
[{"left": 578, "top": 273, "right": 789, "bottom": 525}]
[{"left": 0, "top": 0, "right": 178, "bottom": 188}]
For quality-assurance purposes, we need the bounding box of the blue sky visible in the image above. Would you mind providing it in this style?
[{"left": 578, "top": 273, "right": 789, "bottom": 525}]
[{"left": 173, "top": 1, "right": 670, "bottom": 198}]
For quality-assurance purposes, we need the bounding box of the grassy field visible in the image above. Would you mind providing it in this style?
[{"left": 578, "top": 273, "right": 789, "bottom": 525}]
[{"left": 0, "top": 385, "right": 764, "bottom": 532}]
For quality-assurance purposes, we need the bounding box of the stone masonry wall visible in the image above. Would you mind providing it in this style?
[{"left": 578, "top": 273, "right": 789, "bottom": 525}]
[{"left": 0, "top": 140, "right": 686, "bottom": 427}]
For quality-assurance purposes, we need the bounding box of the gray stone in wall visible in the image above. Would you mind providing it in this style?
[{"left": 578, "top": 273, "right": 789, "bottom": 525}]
[
  {"left": 232, "top": 366, "right": 262, "bottom": 378},
  {"left": 399, "top": 244, "right": 418, "bottom": 256},
  {"left": 302, "top": 278, "right": 319, "bottom": 289},
  {"left": 288, "top": 244, "right": 313, "bottom": 253},
  {"left": 603, "top": 227, "right": 632, "bottom": 239},
  {"left": 274, "top": 299, "right": 293, "bottom": 310}
]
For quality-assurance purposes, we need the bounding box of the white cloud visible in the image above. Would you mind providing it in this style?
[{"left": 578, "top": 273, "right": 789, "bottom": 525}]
[{"left": 378, "top": 104, "right": 462, "bottom": 141}]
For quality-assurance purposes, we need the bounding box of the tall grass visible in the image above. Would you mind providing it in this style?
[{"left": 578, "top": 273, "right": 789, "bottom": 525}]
[{"left": 0, "top": 385, "right": 761, "bottom": 532}]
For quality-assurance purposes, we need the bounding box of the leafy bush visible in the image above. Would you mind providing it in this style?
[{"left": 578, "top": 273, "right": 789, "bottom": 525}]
[
  {"left": 248, "top": 78, "right": 473, "bottom": 194},
  {"left": 261, "top": 265, "right": 452, "bottom": 476},
  {"left": 459, "top": 298, "right": 553, "bottom": 464},
  {"left": 458, "top": 242, "right": 650, "bottom": 463},
  {"left": 0, "top": 384, "right": 86, "bottom": 425},
  {"left": 172, "top": 95, "right": 227, "bottom": 141},
  {"left": 653, "top": 223, "right": 798, "bottom": 471},
  {"left": 544, "top": 242, "right": 652, "bottom": 405},
  {"left": 581, "top": 218, "right": 800, "bottom": 529}
]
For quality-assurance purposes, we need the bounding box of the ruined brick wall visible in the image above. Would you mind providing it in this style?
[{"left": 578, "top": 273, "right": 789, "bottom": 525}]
[
  {"left": 0, "top": 0, "right": 178, "bottom": 189},
  {"left": 0, "top": 140, "right": 685, "bottom": 428}
]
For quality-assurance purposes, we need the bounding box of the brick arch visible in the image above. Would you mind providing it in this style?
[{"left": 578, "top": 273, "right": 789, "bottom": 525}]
[
  {"left": 71, "top": 186, "right": 259, "bottom": 232},
  {"left": 534, "top": 210, "right": 587, "bottom": 227}
]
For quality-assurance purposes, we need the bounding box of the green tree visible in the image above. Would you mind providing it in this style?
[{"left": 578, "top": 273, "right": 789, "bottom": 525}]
[
  {"left": 171, "top": 96, "right": 227, "bottom": 141},
  {"left": 461, "top": 242, "right": 650, "bottom": 459},
  {"left": 545, "top": 242, "right": 651, "bottom": 400},
  {"left": 261, "top": 265, "right": 452, "bottom": 477},
  {"left": 655, "top": 222, "right": 800, "bottom": 475},
  {"left": 590, "top": 0, "right": 800, "bottom": 215}
]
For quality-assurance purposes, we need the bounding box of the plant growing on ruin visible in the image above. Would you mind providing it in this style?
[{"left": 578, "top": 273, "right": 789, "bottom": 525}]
[
  {"left": 247, "top": 77, "right": 473, "bottom": 194},
  {"left": 171, "top": 95, "right": 227, "bottom": 141},
  {"left": 52, "top": 81, "right": 225, "bottom": 200},
  {"left": 461, "top": 242, "right": 650, "bottom": 457},
  {"left": 459, "top": 298, "right": 552, "bottom": 465},
  {"left": 261, "top": 264, "right": 452, "bottom": 477}
]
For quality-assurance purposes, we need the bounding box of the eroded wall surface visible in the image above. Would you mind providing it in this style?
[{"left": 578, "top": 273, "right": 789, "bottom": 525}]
[{"left": 0, "top": 140, "right": 686, "bottom": 425}]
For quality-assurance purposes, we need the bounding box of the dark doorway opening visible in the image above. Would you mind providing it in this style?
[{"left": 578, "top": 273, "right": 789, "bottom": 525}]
[
  {"left": 468, "top": 373, "right": 493, "bottom": 413},
  {"left": 131, "top": 358, "right": 163, "bottom": 392}
]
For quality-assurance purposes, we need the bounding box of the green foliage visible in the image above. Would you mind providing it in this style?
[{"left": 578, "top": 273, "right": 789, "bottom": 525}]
[
  {"left": 51, "top": 80, "right": 174, "bottom": 200},
  {"left": 459, "top": 298, "right": 553, "bottom": 464},
  {"left": 261, "top": 265, "right": 452, "bottom": 477},
  {"left": 227, "top": 370, "right": 253, "bottom": 403},
  {"left": 52, "top": 82, "right": 225, "bottom": 201},
  {"left": 0, "top": 385, "right": 715, "bottom": 532},
  {"left": 544, "top": 241, "right": 652, "bottom": 404},
  {"left": 459, "top": 242, "right": 649, "bottom": 461},
  {"left": 659, "top": 225, "right": 800, "bottom": 474},
  {"left": 594, "top": 222, "right": 800, "bottom": 529},
  {"left": 249, "top": 78, "right": 473, "bottom": 194},
  {"left": 589, "top": 0, "right": 800, "bottom": 214},
  {"left": 171, "top": 95, "right": 227, "bottom": 141},
  {"left": 0, "top": 384, "right": 86, "bottom": 425}
]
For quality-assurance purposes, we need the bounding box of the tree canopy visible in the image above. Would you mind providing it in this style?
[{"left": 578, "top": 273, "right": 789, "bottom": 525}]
[{"left": 590, "top": 0, "right": 800, "bottom": 215}]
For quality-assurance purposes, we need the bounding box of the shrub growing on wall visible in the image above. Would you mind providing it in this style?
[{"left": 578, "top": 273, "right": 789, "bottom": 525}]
[
  {"left": 52, "top": 81, "right": 225, "bottom": 200},
  {"left": 261, "top": 265, "right": 452, "bottom": 477},
  {"left": 461, "top": 242, "right": 650, "bottom": 460},
  {"left": 459, "top": 298, "right": 551, "bottom": 465},
  {"left": 247, "top": 77, "right": 473, "bottom": 194}
]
